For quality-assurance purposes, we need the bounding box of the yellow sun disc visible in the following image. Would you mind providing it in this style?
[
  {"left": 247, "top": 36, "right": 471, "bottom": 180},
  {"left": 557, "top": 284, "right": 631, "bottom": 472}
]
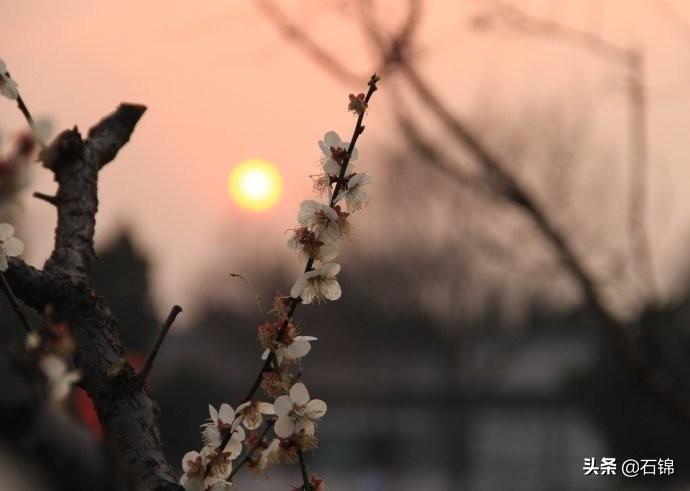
[{"left": 228, "top": 159, "right": 283, "bottom": 211}]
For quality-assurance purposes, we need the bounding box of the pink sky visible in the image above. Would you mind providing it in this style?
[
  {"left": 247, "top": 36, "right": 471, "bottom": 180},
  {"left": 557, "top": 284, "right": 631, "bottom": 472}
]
[{"left": 3, "top": 1, "right": 690, "bottom": 317}]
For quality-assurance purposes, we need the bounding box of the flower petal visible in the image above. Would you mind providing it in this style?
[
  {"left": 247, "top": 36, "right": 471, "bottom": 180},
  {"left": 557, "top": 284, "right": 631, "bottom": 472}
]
[
  {"left": 290, "top": 274, "right": 308, "bottom": 299},
  {"left": 319, "top": 262, "right": 341, "bottom": 277},
  {"left": 4, "top": 237, "right": 23, "bottom": 257},
  {"left": 208, "top": 404, "right": 218, "bottom": 423},
  {"left": 232, "top": 425, "right": 246, "bottom": 442},
  {"left": 320, "top": 278, "right": 342, "bottom": 301},
  {"left": 257, "top": 402, "right": 275, "bottom": 415},
  {"left": 224, "top": 437, "right": 242, "bottom": 460},
  {"left": 273, "top": 395, "right": 293, "bottom": 417},
  {"left": 218, "top": 403, "right": 235, "bottom": 423},
  {"left": 323, "top": 131, "right": 343, "bottom": 148},
  {"left": 274, "top": 416, "right": 295, "bottom": 438},
  {"left": 290, "top": 383, "right": 310, "bottom": 405},
  {"left": 286, "top": 337, "right": 311, "bottom": 359},
  {"left": 182, "top": 451, "right": 201, "bottom": 472},
  {"left": 305, "top": 399, "right": 327, "bottom": 419},
  {"left": 318, "top": 242, "right": 338, "bottom": 262},
  {"left": 0, "top": 223, "right": 14, "bottom": 240}
]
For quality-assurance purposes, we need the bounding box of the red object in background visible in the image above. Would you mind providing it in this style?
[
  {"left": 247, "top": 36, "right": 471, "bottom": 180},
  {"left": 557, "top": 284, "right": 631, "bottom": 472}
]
[{"left": 71, "top": 351, "right": 145, "bottom": 440}]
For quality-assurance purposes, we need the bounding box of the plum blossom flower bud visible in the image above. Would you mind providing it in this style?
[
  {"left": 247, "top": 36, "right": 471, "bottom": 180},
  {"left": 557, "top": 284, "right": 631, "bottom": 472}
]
[
  {"left": 273, "top": 383, "right": 327, "bottom": 438},
  {"left": 348, "top": 93, "right": 367, "bottom": 116},
  {"left": 290, "top": 262, "right": 341, "bottom": 304},
  {"left": 0, "top": 223, "right": 24, "bottom": 271},
  {"left": 0, "top": 59, "right": 18, "bottom": 100},
  {"left": 318, "top": 131, "right": 357, "bottom": 177},
  {"left": 335, "top": 173, "right": 373, "bottom": 212},
  {"left": 235, "top": 400, "right": 275, "bottom": 430}
]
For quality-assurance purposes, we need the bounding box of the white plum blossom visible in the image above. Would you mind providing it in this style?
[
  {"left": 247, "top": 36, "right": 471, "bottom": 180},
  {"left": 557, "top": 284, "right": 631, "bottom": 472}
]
[
  {"left": 290, "top": 262, "right": 341, "bottom": 304},
  {"left": 273, "top": 383, "right": 327, "bottom": 438},
  {"left": 180, "top": 447, "right": 233, "bottom": 491},
  {"left": 287, "top": 227, "right": 338, "bottom": 262},
  {"left": 202, "top": 404, "right": 245, "bottom": 458},
  {"left": 39, "top": 355, "right": 80, "bottom": 403},
  {"left": 297, "top": 200, "right": 339, "bottom": 243},
  {"left": 0, "top": 59, "right": 18, "bottom": 100},
  {"left": 335, "top": 173, "right": 373, "bottom": 212},
  {"left": 235, "top": 400, "right": 275, "bottom": 430},
  {"left": 318, "top": 131, "right": 357, "bottom": 177},
  {"left": 180, "top": 448, "right": 211, "bottom": 491},
  {"left": 0, "top": 223, "right": 24, "bottom": 271},
  {"left": 261, "top": 335, "right": 318, "bottom": 365}
]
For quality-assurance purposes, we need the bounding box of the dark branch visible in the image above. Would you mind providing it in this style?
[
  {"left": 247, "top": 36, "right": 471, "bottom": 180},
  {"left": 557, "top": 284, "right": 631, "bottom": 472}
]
[
  {"left": 298, "top": 449, "right": 311, "bottom": 490},
  {"left": 6, "top": 105, "right": 181, "bottom": 490},
  {"left": 0, "top": 272, "right": 32, "bottom": 332},
  {"left": 138, "top": 305, "right": 183, "bottom": 388},
  {"left": 33, "top": 191, "right": 60, "bottom": 206},
  {"left": 41, "top": 104, "right": 146, "bottom": 277},
  {"left": 87, "top": 103, "right": 147, "bottom": 170}
]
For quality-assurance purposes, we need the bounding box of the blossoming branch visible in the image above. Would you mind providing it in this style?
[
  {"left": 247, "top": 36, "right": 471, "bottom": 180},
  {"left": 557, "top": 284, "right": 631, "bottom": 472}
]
[{"left": 179, "top": 74, "right": 381, "bottom": 491}]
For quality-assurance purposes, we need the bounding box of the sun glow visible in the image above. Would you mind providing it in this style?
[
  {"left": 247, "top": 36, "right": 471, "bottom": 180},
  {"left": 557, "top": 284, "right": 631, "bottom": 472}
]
[{"left": 228, "top": 159, "right": 282, "bottom": 211}]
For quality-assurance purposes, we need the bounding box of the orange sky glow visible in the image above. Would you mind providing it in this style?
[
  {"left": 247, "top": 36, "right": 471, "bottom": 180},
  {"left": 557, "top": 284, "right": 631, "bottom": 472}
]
[{"left": 3, "top": 0, "right": 690, "bottom": 318}]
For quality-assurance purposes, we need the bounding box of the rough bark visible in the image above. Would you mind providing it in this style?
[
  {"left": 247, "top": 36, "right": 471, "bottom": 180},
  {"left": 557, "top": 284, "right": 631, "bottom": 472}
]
[{"left": 5, "top": 105, "right": 182, "bottom": 490}]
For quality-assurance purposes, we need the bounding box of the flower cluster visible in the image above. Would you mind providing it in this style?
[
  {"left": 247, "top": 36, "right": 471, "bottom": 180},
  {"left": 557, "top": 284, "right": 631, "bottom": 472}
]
[{"left": 184, "top": 75, "right": 378, "bottom": 489}]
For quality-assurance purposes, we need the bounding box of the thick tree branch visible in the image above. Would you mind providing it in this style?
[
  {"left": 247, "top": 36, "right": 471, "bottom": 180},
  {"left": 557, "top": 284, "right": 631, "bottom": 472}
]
[{"left": 6, "top": 105, "right": 181, "bottom": 490}]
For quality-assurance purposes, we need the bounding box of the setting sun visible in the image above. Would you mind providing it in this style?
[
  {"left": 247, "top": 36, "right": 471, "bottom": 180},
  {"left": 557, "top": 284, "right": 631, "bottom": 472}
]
[{"left": 228, "top": 159, "right": 283, "bottom": 211}]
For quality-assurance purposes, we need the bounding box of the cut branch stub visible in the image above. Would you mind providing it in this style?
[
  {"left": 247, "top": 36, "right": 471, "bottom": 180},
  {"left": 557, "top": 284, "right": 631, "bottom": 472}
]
[{"left": 41, "top": 105, "right": 147, "bottom": 278}]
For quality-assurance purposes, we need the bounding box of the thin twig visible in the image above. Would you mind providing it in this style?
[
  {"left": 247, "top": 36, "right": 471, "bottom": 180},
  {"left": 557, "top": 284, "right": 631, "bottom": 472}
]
[
  {"left": 33, "top": 192, "right": 59, "bottom": 206},
  {"left": 0, "top": 271, "right": 32, "bottom": 332},
  {"left": 16, "top": 93, "right": 45, "bottom": 149},
  {"left": 138, "top": 305, "right": 182, "bottom": 386},
  {"left": 298, "top": 449, "right": 311, "bottom": 490},
  {"left": 228, "top": 421, "right": 275, "bottom": 480},
  {"left": 229, "top": 272, "right": 266, "bottom": 318}
]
